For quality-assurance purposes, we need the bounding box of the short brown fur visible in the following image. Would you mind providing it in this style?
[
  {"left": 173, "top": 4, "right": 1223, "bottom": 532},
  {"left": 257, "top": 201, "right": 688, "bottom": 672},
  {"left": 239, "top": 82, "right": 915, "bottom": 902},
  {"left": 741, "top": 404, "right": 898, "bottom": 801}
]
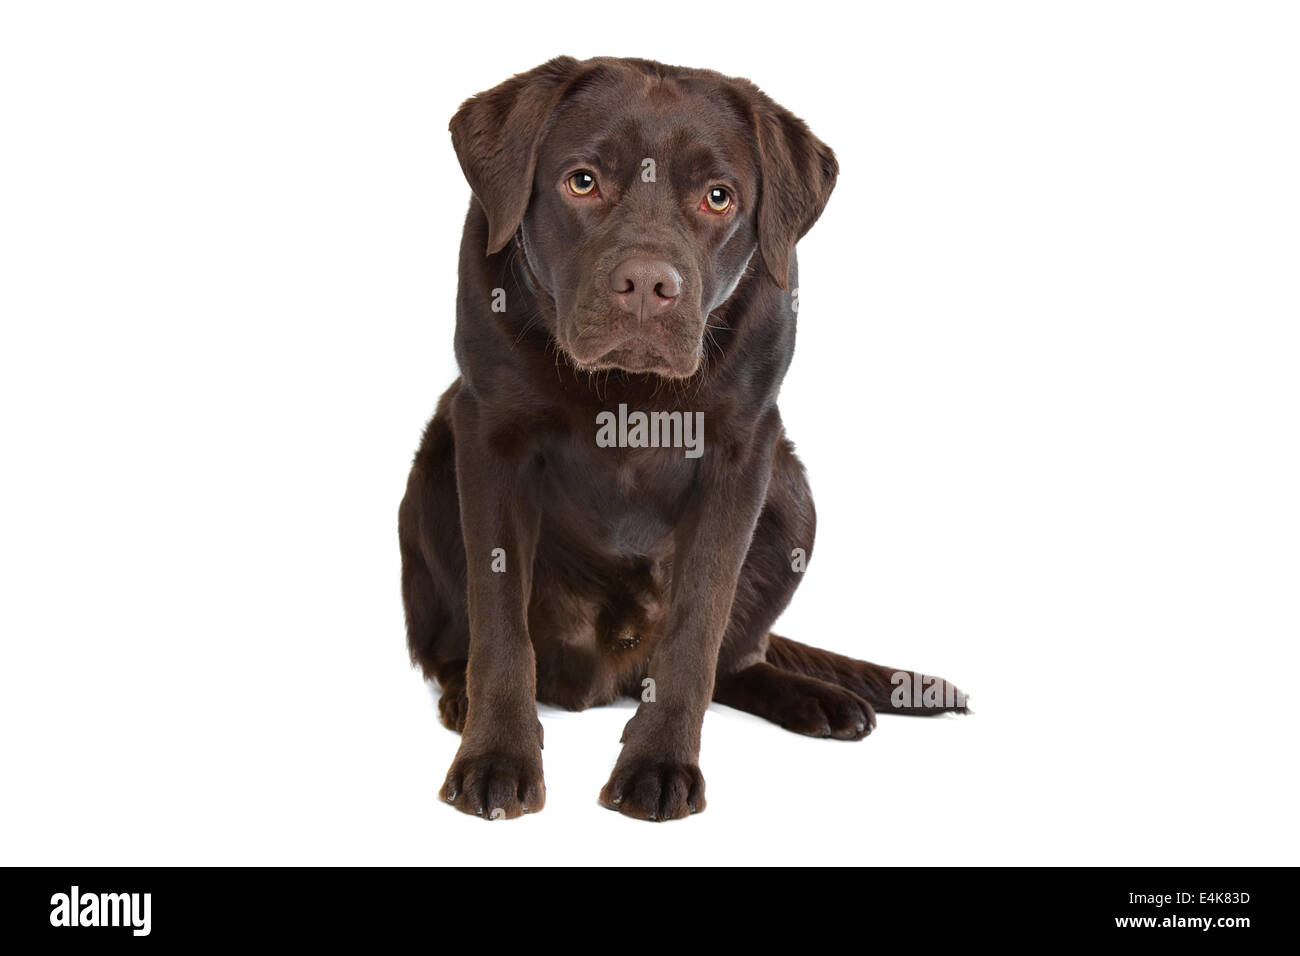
[{"left": 400, "top": 56, "right": 965, "bottom": 822}]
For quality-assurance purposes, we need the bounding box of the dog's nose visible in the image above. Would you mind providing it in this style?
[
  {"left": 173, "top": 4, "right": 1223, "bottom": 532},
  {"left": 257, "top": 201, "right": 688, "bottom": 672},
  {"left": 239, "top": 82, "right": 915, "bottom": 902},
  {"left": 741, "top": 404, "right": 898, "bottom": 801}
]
[{"left": 610, "top": 258, "right": 682, "bottom": 317}]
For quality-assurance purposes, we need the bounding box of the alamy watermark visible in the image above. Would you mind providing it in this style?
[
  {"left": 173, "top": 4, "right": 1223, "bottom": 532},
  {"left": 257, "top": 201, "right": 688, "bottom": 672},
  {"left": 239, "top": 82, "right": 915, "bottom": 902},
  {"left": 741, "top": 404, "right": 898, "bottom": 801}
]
[
  {"left": 890, "top": 672, "right": 968, "bottom": 710},
  {"left": 596, "top": 404, "right": 704, "bottom": 459},
  {"left": 50, "top": 886, "right": 151, "bottom": 937}
]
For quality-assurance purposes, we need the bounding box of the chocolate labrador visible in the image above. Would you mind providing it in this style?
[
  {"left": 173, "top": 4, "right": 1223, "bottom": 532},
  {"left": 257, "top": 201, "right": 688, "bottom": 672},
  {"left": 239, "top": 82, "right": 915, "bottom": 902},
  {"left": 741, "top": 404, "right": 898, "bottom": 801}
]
[{"left": 399, "top": 56, "right": 966, "bottom": 822}]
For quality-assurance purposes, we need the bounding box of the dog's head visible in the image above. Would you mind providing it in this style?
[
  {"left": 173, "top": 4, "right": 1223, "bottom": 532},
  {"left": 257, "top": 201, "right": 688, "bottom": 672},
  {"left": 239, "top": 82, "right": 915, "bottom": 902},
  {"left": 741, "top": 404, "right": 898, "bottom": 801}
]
[{"left": 450, "top": 57, "right": 837, "bottom": 378}]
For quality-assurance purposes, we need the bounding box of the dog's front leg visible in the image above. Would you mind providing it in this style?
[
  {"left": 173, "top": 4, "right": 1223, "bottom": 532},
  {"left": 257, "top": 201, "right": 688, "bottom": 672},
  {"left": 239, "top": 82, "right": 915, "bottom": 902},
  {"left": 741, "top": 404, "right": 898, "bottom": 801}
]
[
  {"left": 438, "top": 392, "right": 545, "bottom": 820},
  {"left": 600, "top": 417, "right": 780, "bottom": 821}
]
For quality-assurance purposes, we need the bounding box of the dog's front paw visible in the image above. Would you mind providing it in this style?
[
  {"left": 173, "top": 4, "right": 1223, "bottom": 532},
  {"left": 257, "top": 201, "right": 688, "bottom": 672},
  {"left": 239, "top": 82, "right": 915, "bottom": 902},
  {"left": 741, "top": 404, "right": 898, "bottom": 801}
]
[
  {"left": 440, "top": 747, "right": 545, "bottom": 820},
  {"left": 599, "top": 758, "right": 705, "bottom": 822}
]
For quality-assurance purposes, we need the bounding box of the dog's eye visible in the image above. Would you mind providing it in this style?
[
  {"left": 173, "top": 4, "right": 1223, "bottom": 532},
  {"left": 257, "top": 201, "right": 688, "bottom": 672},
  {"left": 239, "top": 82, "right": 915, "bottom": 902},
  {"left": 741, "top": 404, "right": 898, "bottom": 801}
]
[
  {"left": 567, "top": 171, "right": 598, "bottom": 196},
  {"left": 703, "top": 187, "right": 732, "bottom": 214}
]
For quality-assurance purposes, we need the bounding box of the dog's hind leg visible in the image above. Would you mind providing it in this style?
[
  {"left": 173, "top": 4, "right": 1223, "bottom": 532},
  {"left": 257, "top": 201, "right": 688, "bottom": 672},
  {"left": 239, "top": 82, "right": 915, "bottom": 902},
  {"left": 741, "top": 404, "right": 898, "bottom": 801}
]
[
  {"left": 712, "top": 436, "right": 876, "bottom": 739},
  {"left": 765, "top": 634, "right": 969, "bottom": 717},
  {"left": 399, "top": 386, "right": 472, "bottom": 733},
  {"left": 712, "top": 434, "right": 967, "bottom": 736}
]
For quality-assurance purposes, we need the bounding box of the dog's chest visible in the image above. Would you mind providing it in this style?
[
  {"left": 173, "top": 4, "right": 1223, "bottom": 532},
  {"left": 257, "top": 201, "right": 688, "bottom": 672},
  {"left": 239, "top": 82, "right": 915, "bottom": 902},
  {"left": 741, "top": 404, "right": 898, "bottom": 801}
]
[{"left": 541, "top": 436, "right": 698, "bottom": 554}]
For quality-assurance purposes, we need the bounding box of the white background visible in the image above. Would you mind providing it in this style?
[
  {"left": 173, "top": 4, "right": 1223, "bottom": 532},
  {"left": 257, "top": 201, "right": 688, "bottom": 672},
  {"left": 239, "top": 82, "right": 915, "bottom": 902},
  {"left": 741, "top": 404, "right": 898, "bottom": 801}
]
[{"left": 2, "top": 1, "right": 1297, "bottom": 866}]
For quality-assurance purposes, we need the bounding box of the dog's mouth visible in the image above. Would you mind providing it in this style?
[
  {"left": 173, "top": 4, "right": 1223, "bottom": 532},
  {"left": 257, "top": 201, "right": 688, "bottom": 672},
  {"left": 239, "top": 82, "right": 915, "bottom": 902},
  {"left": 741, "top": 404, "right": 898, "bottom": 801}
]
[
  {"left": 571, "top": 337, "right": 699, "bottom": 378},
  {"left": 562, "top": 318, "right": 703, "bottom": 378}
]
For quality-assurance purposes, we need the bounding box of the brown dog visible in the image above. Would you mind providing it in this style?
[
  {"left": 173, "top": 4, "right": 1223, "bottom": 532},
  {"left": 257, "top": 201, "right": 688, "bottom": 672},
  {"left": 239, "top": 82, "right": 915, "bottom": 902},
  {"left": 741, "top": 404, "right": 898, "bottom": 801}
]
[{"left": 399, "top": 56, "right": 966, "bottom": 822}]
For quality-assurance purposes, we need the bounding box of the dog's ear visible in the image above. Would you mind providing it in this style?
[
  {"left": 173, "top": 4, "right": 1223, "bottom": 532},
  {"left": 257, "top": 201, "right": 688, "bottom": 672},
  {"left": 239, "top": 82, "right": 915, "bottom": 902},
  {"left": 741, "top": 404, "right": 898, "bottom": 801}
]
[
  {"left": 450, "top": 56, "right": 584, "bottom": 255},
  {"left": 746, "top": 93, "right": 839, "bottom": 289}
]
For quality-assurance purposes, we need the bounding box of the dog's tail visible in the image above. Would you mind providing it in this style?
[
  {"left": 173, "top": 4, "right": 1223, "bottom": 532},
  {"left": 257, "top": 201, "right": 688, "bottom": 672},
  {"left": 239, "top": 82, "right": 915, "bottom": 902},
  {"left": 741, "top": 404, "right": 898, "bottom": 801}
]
[{"left": 765, "top": 634, "right": 970, "bottom": 716}]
